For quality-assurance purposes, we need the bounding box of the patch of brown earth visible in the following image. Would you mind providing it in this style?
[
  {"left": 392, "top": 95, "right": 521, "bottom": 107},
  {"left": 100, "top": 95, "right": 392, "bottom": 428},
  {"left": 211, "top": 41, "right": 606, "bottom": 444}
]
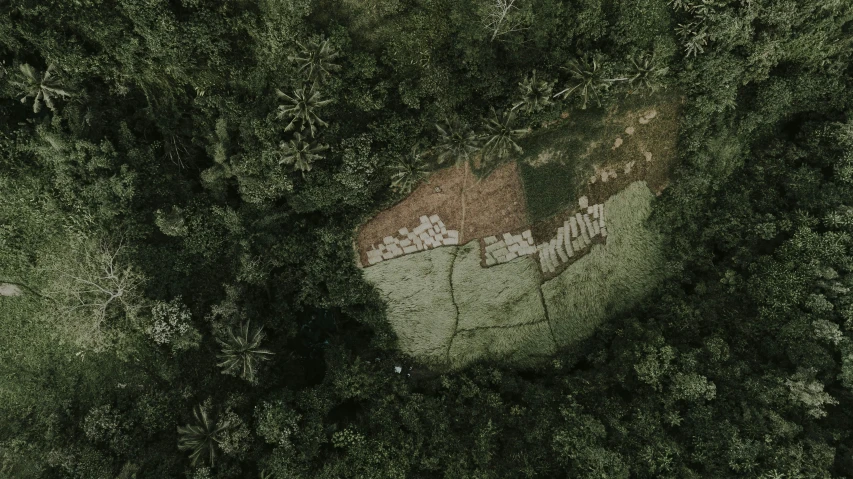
[{"left": 356, "top": 162, "right": 528, "bottom": 266}]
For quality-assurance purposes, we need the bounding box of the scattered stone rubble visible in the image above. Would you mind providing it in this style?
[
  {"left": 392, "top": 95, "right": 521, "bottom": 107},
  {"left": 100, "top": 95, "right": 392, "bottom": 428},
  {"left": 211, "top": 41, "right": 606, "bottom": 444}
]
[
  {"left": 483, "top": 230, "right": 536, "bottom": 266},
  {"left": 364, "top": 197, "right": 606, "bottom": 273},
  {"left": 366, "top": 214, "right": 459, "bottom": 265},
  {"left": 535, "top": 197, "right": 607, "bottom": 274}
]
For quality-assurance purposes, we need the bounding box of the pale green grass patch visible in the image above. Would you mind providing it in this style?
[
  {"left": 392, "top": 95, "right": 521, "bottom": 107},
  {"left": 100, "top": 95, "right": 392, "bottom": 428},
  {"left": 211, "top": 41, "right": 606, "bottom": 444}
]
[
  {"left": 362, "top": 246, "right": 459, "bottom": 364},
  {"left": 451, "top": 240, "right": 546, "bottom": 330},
  {"left": 448, "top": 320, "right": 556, "bottom": 370},
  {"left": 543, "top": 181, "right": 666, "bottom": 346}
]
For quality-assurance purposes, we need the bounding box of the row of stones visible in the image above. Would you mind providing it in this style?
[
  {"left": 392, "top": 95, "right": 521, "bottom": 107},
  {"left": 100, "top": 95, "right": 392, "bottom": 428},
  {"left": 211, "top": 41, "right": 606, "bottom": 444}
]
[
  {"left": 537, "top": 200, "right": 606, "bottom": 273},
  {"left": 483, "top": 230, "right": 535, "bottom": 266},
  {"left": 366, "top": 214, "right": 459, "bottom": 265}
]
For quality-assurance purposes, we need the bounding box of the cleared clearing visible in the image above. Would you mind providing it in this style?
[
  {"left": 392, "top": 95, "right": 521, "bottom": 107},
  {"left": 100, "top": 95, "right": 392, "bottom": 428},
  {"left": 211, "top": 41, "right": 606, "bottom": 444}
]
[{"left": 362, "top": 180, "right": 666, "bottom": 369}]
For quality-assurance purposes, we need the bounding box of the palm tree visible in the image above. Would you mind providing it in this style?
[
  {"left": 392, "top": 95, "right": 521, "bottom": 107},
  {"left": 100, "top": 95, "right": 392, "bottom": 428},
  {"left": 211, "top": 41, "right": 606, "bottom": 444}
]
[
  {"left": 9, "top": 63, "right": 72, "bottom": 113},
  {"left": 289, "top": 37, "right": 341, "bottom": 82},
  {"left": 512, "top": 70, "right": 554, "bottom": 114},
  {"left": 435, "top": 117, "right": 480, "bottom": 166},
  {"left": 177, "top": 404, "right": 230, "bottom": 467},
  {"left": 390, "top": 146, "right": 428, "bottom": 194},
  {"left": 554, "top": 54, "right": 623, "bottom": 109},
  {"left": 275, "top": 83, "right": 331, "bottom": 137},
  {"left": 278, "top": 132, "right": 328, "bottom": 174},
  {"left": 217, "top": 321, "right": 274, "bottom": 383},
  {"left": 627, "top": 52, "right": 669, "bottom": 94},
  {"left": 480, "top": 108, "right": 527, "bottom": 163}
]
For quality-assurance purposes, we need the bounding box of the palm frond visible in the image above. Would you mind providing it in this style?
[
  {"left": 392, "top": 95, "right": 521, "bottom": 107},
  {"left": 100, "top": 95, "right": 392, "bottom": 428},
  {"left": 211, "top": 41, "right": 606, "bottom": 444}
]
[{"left": 216, "top": 320, "right": 274, "bottom": 383}]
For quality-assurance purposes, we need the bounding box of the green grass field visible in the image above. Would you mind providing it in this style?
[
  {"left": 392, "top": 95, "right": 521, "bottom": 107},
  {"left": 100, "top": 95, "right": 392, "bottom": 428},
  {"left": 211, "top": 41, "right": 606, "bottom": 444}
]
[
  {"left": 543, "top": 181, "right": 666, "bottom": 345},
  {"left": 361, "top": 246, "right": 459, "bottom": 365},
  {"left": 362, "top": 181, "right": 666, "bottom": 369}
]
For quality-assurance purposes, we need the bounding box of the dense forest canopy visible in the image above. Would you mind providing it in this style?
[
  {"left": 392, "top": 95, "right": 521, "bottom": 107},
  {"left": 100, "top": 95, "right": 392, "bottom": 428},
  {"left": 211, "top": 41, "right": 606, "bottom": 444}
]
[{"left": 1, "top": 0, "right": 852, "bottom": 477}]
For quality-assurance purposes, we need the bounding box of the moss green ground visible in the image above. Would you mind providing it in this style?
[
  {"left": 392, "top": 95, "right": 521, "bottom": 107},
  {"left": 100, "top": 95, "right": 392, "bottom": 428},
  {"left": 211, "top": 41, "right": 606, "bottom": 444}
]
[{"left": 362, "top": 181, "right": 666, "bottom": 369}]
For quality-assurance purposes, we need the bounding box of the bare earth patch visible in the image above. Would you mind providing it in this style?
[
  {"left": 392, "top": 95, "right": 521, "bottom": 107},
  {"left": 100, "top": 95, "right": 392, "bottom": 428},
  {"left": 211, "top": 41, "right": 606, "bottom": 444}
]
[{"left": 356, "top": 162, "right": 528, "bottom": 266}]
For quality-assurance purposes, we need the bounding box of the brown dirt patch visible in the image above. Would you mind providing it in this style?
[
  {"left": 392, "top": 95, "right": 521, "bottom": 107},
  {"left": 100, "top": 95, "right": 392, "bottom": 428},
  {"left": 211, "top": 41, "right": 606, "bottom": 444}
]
[
  {"left": 356, "top": 162, "right": 528, "bottom": 266},
  {"left": 530, "top": 96, "right": 682, "bottom": 244}
]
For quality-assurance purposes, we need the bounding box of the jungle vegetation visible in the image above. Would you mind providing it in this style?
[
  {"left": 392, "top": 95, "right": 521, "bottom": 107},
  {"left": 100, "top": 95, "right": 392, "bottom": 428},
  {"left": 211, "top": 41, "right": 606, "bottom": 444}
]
[{"left": 1, "top": 0, "right": 852, "bottom": 478}]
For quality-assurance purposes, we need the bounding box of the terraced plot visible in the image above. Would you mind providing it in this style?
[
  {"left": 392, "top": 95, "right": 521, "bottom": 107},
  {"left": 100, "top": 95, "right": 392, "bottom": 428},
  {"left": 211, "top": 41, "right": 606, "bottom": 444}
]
[{"left": 362, "top": 181, "right": 666, "bottom": 369}]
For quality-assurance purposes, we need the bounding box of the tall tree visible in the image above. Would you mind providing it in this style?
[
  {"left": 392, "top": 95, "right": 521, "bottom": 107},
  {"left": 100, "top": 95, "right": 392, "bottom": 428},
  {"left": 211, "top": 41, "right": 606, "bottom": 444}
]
[
  {"left": 435, "top": 116, "right": 481, "bottom": 166},
  {"left": 480, "top": 108, "right": 527, "bottom": 163},
  {"left": 275, "top": 83, "right": 332, "bottom": 137}
]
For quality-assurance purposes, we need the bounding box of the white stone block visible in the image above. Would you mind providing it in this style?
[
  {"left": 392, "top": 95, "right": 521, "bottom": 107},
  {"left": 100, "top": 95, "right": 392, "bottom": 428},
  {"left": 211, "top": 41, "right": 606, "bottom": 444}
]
[
  {"left": 527, "top": 237, "right": 534, "bottom": 245},
  {"left": 433, "top": 225, "right": 440, "bottom": 234},
  {"left": 570, "top": 217, "right": 579, "bottom": 237},
  {"left": 487, "top": 257, "right": 497, "bottom": 266},
  {"left": 414, "top": 223, "right": 429, "bottom": 235},
  {"left": 601, "top": 226, "right": 608, "bottom": 238},
  {"left": 576, "top": 213, "right": 590, "bottom": 244},
  {"left": 509, "top": 243, "right": 520, "bottom": 253},
  {"left": 435, "top": 234, "right": 444, "bottom": 243},
  {"left": 579, "top": 196, "right": 589, "bottom": 209},
  {"left": 539, "top": 253, "right": 547, "bottom": 271},
  {"left": 443, "top": 237, "right": 458, "bottom": 245},
  {"left": 563, "top": 229, "right": 574, "bottom": 257},
  {"left": 485, "top": 240, "right": 506, "bottom": 253},
  {"left": 503, "top": 232, "right": 514, "bottom": 244},
  {"left": 583, "top": 214, "right": 596, "bottom": 238},
  {"left": 522, "top": 230, "right": 532, "bottom": 239},
  {"left": 419, "top": 232, "right": 430, "bottom": 242},
  {"left": 429, "top": 214, "right": 440, "bottom": 224},
  {"left": 399, "top": 227, "right": 409, "bottom": 236},
  {"left": 438, "top": 220, "right": 445, "bottom": 229},
  {"left": 484, "top": 235, "right": 497, "bottom": 245},
  {"left": 420, "top": 215, "right": 429, "bottom": 224},
  {"left": 384, "top": 236, "right": 395, "bottom": 245},
  {"left": 494, "top": 247, "right": 509, "bottom": 257},
  {"left": 505, "top": 252, "right": 518, "bottom": 261},
  {"left": 368, "top": 256, "right": 383, "bottom": 265},
  {"left": 400, "top": 238, "right": 412, "bottom": 247},
  {"left": 599, "top": 205, "right": 606, "bottom": 229},
  {"left": 513, "top": 234, "right": 523, "bottom": 244},
  {"left": 592, "top": 205, "right": 599, "bottom": 219},
  {"left": 440, "top": 227, "right": 447, "bottom": 235},
  {"left": 556, "top": 241, "right": 568, "bottom": 262},
  {"left": 403, "top": 245, "right": 417, "bottom": 254},
  {"left": 447, "top": 230, "right": 459, "bottom": 239},
  {"left": 382, "top": 252, "right": 394, "bottom": 260}
]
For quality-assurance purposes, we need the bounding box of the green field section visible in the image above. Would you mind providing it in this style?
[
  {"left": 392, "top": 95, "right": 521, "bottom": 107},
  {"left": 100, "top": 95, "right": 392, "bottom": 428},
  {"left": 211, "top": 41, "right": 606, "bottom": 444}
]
[
  {"left": 361, "top": 246, "right": 459, "bottom": 364},
  {"left": 517, "top": 107, "right": 618, "bottom": 222},
  {"left": 448, "top": 320, "right": 556, "bottom": 370},
  {"left": 451, "top": 240, "right": 546, "bottom": 330},
  {"left": 543, "top": 181, "right": 665, "bottom": 346},
  {"left": 362, "top": 181, "right": 665, "bottom": 368}
]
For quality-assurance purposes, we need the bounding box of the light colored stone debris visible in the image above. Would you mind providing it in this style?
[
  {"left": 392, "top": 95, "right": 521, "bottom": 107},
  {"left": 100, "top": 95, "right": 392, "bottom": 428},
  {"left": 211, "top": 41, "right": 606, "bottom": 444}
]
[
  {"left": 579, "top": 196, "right": 589, "bottom": 209},
  {"left": 570, "top": 216, "right": 579, "bottom": 237},
  {"left": 625, "top": 126, "right": 635, "bottom": 135},
  {"left": 484, "top": 235, "right": 497, "bottom": 245},
  {"left": 429, "top": 214, "right": 440, "bottom": 224},
  {"left": 384, "top": 236, "right": 395, "bottom": 245},
  {"left": 399, "top": 227, "right": 409, "bottom": 236},
  {"left": 583, "top": 214, "right": 596, "bottom": 238},
  {"left": 447, "top": 230, "right": 459, "bottom": 239},
  {"left": 522, "top": 230, "right": 531, "bottom": 239},
  {"left": 505, "top": 252, "right": 518, "bottom": 261},
  {"left": 444, "top": 237, "right": 458, "bottom": 245},
  {"left": 403, "top": 245, "right": 417, "bottom": 254}
]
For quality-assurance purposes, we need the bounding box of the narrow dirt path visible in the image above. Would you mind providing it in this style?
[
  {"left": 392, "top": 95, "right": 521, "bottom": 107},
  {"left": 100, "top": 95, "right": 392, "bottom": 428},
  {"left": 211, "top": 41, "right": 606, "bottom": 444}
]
[{"left": 459, "top": 162, "right": 468, "bottom": 243}]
